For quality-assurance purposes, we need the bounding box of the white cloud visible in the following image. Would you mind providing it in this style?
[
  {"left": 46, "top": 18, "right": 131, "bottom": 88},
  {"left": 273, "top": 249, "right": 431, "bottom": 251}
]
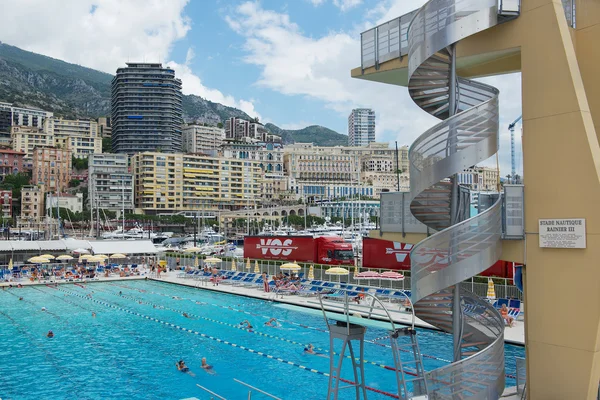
[
  {"left": 225, "top": 0, "right": 522, "bottom": 176},
  {"left": 0, "top": 0, "right": 262, "bottom": 121},
  {"left": 333, "top": 0, "right": 363, "bottom": 12},
  {"left": 307, "top": 0, "right": 326, "bottom": 6}
]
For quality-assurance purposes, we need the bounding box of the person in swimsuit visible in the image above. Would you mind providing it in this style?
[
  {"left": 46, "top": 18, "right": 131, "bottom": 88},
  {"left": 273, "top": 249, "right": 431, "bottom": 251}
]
[
  {"left": 183, "top": 313, "right": 191, "bottom": 318},
  {"left": 92, "top": 312, "right": 96, "bottom": 317},
  {"left": 240, "top": 320, "right": 253, "bottom": 330},
  {"left": 200, "top": 357, "right": 215, "bottom": 374},
  {"left": 47, "top": 330, "right": 54, "bottom": 338},
  {"left": 265, "top": 318, "right": 280, "bottom": 328},
  {"left": 176, "top": 360, "right": 194, "bottom": 376},
  {"left": 304, "top": 344, "right": 316, "bottom": 354},
  {"left": 500, "top": 304, "right": 514, "bottom": 327}
]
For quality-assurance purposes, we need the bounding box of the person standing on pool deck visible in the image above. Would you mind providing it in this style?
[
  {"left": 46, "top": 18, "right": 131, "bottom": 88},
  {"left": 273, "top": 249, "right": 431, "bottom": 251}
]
[{"left": 262, "top": 272, "right": 270, "bottom": 293}]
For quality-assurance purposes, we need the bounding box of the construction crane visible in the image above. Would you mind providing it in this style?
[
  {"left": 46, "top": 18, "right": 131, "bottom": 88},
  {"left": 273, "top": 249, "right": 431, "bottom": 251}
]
[{"left": 508, "top": 115, "right": 522, "bottom": 182}]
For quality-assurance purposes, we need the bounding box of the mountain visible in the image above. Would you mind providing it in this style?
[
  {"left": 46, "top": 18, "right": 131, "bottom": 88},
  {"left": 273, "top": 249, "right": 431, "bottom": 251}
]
[
  {"left": 265, "top": 123, "right": 348, "bottom": 146},
  {"left": 0, "top": 41, "right": 347, "bottom": 145}
]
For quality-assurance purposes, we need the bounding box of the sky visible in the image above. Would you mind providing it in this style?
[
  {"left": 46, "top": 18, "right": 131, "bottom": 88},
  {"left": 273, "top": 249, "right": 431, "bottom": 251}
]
[{"left": 0, "top": 0, "right": 523, "bottom": 177}]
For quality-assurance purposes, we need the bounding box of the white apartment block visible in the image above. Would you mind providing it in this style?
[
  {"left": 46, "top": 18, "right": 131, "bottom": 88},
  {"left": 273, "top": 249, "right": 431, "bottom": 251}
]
[
  {"left": 183, "top": 124, "right": 225, "bottom": 153},
  {"left": 88, "top": 153, "right": 134, "bottom": 214},
  {"left": 348, "top": 108, "right": 375, "bottom": 146},
  {"left": 283, "top": 142, "right": 407, "bottom": 200},
  {"left": 0, "top": 101, "right": 53, "bottom": 132},
  {"left": 46, "top": 193, "right": 84, "bottom": 214},
  {"left": 46, "top": 118, "right": 102, "bottom": 159}
]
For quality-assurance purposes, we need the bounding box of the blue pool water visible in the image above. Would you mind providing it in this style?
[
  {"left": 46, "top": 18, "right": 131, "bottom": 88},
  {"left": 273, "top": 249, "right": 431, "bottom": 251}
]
[{"left": 0, "top": 281, "right": 524, "bottom": 399}]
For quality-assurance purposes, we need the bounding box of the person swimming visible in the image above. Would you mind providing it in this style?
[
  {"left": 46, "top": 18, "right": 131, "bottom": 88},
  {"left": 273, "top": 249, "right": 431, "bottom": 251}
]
[
  {"left": 176, "top": 360, "right": 189, "bottom": 372},
  {"left": 183, "top": 313, "right": 190, "bottom": 318},
  {"left": 304, "top": 344, "right": 328, "bottom": 358},
  {"left": 92, "top": 312, "right": 96, "bottom": 317},
  {"left": 47, "top": 330, "right": 54, "bottom": 338},
  {"left": 200, "top": 357, "right": 215, "bottom": 374},
  {"left": 264, "top": 317, "right": 280, "bottom": 328},
  {"left": 41, "top": 307, "right": 47, "bottom": 312},
  {"left": 240, "top": 320, "right": 253, "bottom": 329}
]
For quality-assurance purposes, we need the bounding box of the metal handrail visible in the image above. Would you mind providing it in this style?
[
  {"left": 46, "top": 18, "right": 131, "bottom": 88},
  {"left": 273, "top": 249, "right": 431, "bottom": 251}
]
[
  {"left": 234, "top": 379, "right": 282, "bottom": 400},
  {"left": 196, "top": 384, "right": 227, "bottom": 400}
]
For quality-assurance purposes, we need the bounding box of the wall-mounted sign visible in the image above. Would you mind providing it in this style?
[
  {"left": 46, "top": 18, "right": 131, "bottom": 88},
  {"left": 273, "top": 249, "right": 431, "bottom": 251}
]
[{"left": 539, "top": 219, "right": 586, "bottom": 249}]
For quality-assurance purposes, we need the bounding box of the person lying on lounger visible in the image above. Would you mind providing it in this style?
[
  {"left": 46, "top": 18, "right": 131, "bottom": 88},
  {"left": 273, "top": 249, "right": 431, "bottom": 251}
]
[{"left": 500, "top": 304, "right": 515, "bottom": 327}]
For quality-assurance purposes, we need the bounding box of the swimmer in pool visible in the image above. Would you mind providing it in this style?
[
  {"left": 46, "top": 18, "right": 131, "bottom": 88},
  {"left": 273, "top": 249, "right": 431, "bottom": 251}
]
[
  {"left": 41, "top": 307, "right": 47, "bottom": 312},
  {"left": 304, "top": 344, "right": 328, "bottom": 358},
  {"left": 264, "top": 318, "right": 280, "bottom": 328},
  {"left": 19, "top": 297, "right": 23, "bottom": 301},
  {"left": 183, "top": 312, "right": 190, "bottom": 318},
  {"left": 201, "top": 357, "right": 215, "bottom": 374},
  {"left": 47, "top": 330, "right": 54, "bottom": 338},
  {"left": 176, "top": 360, "right": 195, "bottom": 376},
  {"left": 239, "top": 320, "right": 253, "bottom": 329},
  {"left": 92, "top": 312, "right": 96, "bottom": 317}
]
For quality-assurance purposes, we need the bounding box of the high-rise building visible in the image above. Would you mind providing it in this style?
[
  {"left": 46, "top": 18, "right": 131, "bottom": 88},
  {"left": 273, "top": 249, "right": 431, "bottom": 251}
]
[
  {"left": 111, "top": 63, "right": 183, "bottom": 154},
  {"left": 88, "top": 153, "right": 133, "bottom": 214},
  {"left": 46, "top": 117, "right": 102, "bottom": 159},
  {"left": 31, "top": 147, "right": 72, "bottom": 193},
  {"left": 348, "top": 108, "right": 376, "bottom": 146},
  {"left": 182, "top": 124, "right": 224, "bottom": 154}
]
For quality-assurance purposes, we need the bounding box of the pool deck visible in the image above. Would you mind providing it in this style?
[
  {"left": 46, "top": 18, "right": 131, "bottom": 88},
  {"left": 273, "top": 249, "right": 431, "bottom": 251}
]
[{"left": 153, "top": 271, "right": 525, "bottom": 346}]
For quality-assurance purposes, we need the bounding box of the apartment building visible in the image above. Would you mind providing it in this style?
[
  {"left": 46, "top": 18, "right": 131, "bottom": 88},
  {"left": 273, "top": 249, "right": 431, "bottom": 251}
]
[
  {"left": 0, "top": 190, "right": 12, "bottom": 218},
  {"left": 457, "top": 166, "right": 500, "bottom": 192},
  {"left": 221, "top": 141, "right": 284, "bottom": 195},
  {"left": 111, "top": 63, "right": 183, "bottom": 154},
  {"left": 224, "top": 117, "right": 281, "bottom": 143},
  {"left": 348, "top": 108, "right": 376, "bottom": 146},
  {"left": 47, "top": 117, "right": 102, "bottom": 159},
  {"left": 88, "top": 153, "right": 133, "bottom": 214},
  {"left": 46, "top": 193, "right": 83, "bottom": 213},
  {"left": 131, "top": 152, "right": 263, "bottom": 215},
  {"left": 284, "top": 142, "right": 408, "bottom": 199},
  {"left": 182, "top": 124, "right": 225, "bottom": 153},
  {"left": 98, "top": 117, "right": 112, "bottom": 137},
  {"left": 0, "top": 148, "right": 25, "bottom": 178},
  {"left": 21, "top": 185, "right": 45, "bottom": 221},
  {"left": 0, "top": 102, "right": 53, "bottom": 134},
  {"left": 11, "top": 125, "right": 54, "bottom": 165},
  {"left": 31, "top": 147, "right": 72, "bottom": 193}
]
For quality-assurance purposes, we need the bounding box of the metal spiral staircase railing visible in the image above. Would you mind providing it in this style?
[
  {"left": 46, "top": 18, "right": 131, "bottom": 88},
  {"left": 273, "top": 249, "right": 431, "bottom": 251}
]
[{"left": 406, "top": 1, "right": 520, "bottom": 398}]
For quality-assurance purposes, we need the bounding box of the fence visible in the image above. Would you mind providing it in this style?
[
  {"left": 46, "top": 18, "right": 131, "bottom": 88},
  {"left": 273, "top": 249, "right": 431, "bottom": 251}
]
[
  {"left": 163, "top": 253, "right": 522, "bottom": 300},
  {"left": 516, "top": 357, "right": 526, "bottom": 395}
]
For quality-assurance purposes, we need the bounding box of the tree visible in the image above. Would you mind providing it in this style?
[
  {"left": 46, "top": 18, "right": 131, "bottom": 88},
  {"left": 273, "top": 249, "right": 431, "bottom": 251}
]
[
  {"left": 72, "top": 156, "right": 88, "bottom": 171},
  {"left": 217, "top": 122, "right": 223, "bottom": 129},
  {"left": 69, "top": 178, "right": 81, "bottom": 188},
  {"left": 102, "top": 137, "right": 112, "bottom": 153}
]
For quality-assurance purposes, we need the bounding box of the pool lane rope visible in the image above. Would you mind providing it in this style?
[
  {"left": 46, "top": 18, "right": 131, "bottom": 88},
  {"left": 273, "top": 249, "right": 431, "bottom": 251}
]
[
  {"left": 84, "top": 282, "right": 519, "bottom": 381},
  {"left": 57, "top": 285, "right": 401, "bottom": 399},
  {"left": 19, "top": 286, "right": 171, "bottom": 397},
  {"left": 92, "top": 286, "right": 418, "bottom": 377}
]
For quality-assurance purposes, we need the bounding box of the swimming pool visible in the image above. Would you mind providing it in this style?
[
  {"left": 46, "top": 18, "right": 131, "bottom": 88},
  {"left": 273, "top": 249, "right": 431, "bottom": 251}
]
[{"left": 0, "top": 281, "right": 524, "bottom": 399}]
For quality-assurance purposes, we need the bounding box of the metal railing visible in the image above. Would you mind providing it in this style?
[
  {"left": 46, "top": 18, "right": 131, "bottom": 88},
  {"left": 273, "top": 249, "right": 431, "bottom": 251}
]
[
  {"left": 562, "top": 0, "right": 576, "bottom": 28},
  {"left": 515, "top": 357, "right": 526, "bottom": 395},
  {"left": 164, "top": 254, "right": 523, "bottom": 300},
  {"left": 360, "top": 10, "right": 417, "bottom": 69}
]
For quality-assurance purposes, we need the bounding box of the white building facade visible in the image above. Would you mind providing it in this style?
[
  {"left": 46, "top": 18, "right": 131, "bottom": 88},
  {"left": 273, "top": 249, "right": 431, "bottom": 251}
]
[
  {"left": 46, "top": 118, "right": 102, "bottom": 159},
  {"left": 182, "top": 124, "right": 224, "bottom": 153},
  {"left": 88, "top": 153, "right": 134, "bottom": 215},
  {"left": 46, "top": 193, "right": 84, "bottom": 213},
  {"left": 348, "top": 108, "right": 375, "bottom": 146}
]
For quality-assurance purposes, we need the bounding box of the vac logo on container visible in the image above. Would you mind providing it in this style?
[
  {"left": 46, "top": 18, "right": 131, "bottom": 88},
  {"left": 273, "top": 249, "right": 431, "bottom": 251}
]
[
  {"left": 385, "top": 242, "right": 413, "bottom": 262},
  {"left": 256, "top": 238, "right": 298, "bottom": 256}
]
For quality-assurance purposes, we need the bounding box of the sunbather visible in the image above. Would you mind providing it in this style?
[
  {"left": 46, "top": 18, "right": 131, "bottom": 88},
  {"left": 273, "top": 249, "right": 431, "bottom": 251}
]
[{"left": 500, "top": 304, "right": 515, "bottom": 327}]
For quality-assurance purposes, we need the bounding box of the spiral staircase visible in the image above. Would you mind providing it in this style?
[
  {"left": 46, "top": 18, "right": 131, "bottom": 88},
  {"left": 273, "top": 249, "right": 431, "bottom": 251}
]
[{"left": 406, "top": 1, "right": 520, "bottom": 399}]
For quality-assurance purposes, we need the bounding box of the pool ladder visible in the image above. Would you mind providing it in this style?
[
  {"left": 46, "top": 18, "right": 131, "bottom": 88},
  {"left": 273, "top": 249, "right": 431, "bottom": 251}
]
[{"left": 390, "top": 327, "right": 429, "bottom": 400}]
